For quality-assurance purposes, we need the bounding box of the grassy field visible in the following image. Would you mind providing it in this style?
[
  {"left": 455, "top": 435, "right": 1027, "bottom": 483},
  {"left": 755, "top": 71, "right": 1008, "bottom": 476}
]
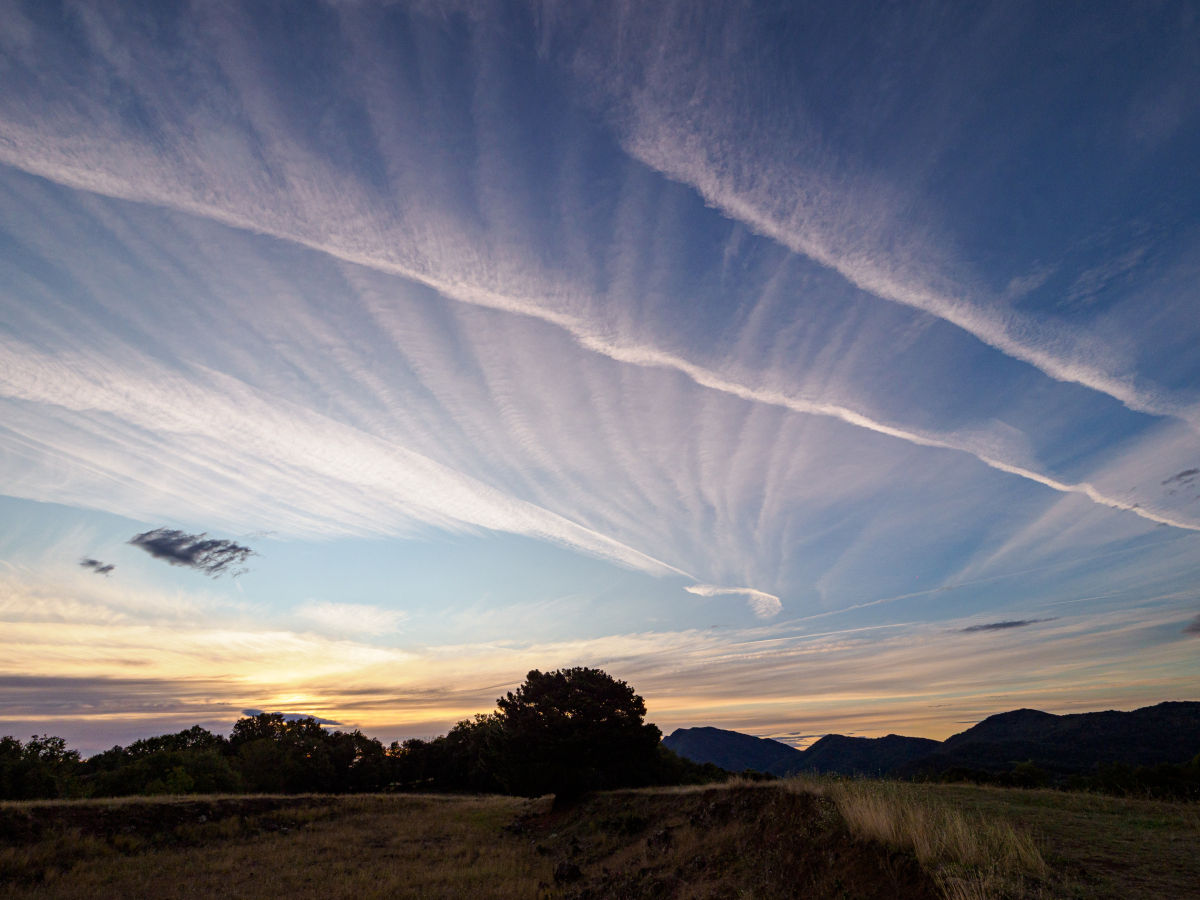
[
  {"left": 0, "top": 780, "right": 1195, "bottom": 899},
  {"left": 920, "top": 782, "right": 1200, "bottom": 900}
]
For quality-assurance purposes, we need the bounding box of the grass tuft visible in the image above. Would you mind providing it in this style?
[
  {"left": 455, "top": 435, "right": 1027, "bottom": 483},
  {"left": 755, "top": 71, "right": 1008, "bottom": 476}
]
[{"left": 787, "top": 774, "right": 1048, "bottom": 899}]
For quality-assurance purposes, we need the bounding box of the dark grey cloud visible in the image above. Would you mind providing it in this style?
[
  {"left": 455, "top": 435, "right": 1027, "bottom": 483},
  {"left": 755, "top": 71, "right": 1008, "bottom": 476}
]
[
  {"left": 129, "top": 528, "right": 254, "bottom": 577},
  {"left": 240, "top": 709, "right": 341, "bottom": 725},
  {"left": 1184, "top": 615, "right": 1200, "bottom": 635},
  {"left": 1162, "top": 468, "right": 1198, "bottom": 485},
  {"left": 0, "top": 675, "right": 248, "bottom": 756},
  {"left": 79, "top": 557, "right": 114, "bottom": 575},
  {"left": 960, "top": 618, "right": 1055, "bottom": 633}
]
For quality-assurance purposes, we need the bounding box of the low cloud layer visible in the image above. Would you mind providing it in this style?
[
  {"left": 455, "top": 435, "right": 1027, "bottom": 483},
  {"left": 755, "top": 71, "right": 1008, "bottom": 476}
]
[
  {"left": 78, "top": 558, "right": 113, "bottom": 576},
  {"left": 240, "top": 709, "right": 342, "bottom": 726},
  {"left": 1184, "top": 615, "right": 1200, "bottom": 635},
  {"left": 960, "top": 618, "right": 1055, "bottom": 634},
  {"left": 128, "top": 529, "right": 254, "bottom": 578}
]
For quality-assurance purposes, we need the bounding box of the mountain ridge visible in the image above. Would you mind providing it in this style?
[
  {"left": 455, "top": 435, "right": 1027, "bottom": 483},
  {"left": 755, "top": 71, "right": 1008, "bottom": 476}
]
[{"left": 663, "top": 701, "right": 1200, "bottom": 778}]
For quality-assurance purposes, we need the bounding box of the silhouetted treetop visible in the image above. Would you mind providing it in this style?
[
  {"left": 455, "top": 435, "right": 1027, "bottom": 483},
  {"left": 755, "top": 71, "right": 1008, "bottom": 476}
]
[
  {"left": 494, "top": 668, "right": 664, "bottom": 800},
  {"left": 230, "top": 713, "right": 329, "bottom": 748},
  {"left": 497, "top": 667, "right": 650, "bottom": 727}
]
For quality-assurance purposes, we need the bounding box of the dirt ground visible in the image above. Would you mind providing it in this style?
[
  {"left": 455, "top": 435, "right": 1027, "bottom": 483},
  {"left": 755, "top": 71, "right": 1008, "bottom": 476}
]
[{"left": 525, "top": 784, "right": 937, "bottom": 900}]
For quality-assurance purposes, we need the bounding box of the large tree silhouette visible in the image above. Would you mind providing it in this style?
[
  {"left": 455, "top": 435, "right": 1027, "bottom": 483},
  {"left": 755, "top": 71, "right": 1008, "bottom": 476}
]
[{"left": 495, "top": 667, "right": 663, "bottom": 799}]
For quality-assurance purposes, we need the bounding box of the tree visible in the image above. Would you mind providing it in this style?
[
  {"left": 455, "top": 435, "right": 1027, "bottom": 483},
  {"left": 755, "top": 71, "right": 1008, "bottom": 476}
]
[
  {"left": 82, "top": 726, "right": 239, "bottom": 796},
  {"left": 494, "top": 667, "right": 663, "bottom": 800},
  {"left": 0, "top": 735, "right": 82, "bottom": 800},
  {"left": 389, "top": 714, "right": 506, "bottom": 793},
  {"left": 229, "top": 713, "right": 390, "bottom": 793}
]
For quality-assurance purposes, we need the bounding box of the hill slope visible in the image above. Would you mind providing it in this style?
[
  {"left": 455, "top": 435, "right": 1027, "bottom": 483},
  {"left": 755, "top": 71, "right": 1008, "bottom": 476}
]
[{"left": 661, "top": 726, "right": 801, "bottom": 773}]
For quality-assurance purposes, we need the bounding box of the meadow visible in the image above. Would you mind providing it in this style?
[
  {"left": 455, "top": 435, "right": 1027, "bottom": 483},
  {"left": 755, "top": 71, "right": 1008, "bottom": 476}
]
[{"left": 1, "top": 779, "right": 1196, "bottom": 900}]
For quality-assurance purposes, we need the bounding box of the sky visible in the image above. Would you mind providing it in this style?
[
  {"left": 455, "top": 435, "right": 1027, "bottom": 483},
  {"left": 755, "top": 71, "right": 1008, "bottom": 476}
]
[{"left": 1, "top": 0, "right": 1198, "bottom": 755}]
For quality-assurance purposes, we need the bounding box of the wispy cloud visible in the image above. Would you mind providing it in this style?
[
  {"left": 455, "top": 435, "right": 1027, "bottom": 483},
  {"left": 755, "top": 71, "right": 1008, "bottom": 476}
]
[
  {"left": 1, "top": 0, "right": 1198, "bottom": 756},
  {"left": 0, "top": 4, "right": 1193, "bottom": 542},
  {"left": 295, "top": 601, "right": 408, "bottom": 637},
  {"left": 569, "top": 2, "right": 1195, "bottom": 425},
  {"left": 685, "top": 584, "right": 781, "bottom": 618},
  {"left": 0, "top": 335, "right": 690, "bottom": 579}
]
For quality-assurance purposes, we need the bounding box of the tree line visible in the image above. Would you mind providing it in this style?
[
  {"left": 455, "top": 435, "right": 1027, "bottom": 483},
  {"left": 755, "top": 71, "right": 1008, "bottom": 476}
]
[
  {"left": 1, "top": 668, "right": 728, "bottom": 801},
  {"left": 924, "top": 757, "right": 1200, "bottom": 801}
]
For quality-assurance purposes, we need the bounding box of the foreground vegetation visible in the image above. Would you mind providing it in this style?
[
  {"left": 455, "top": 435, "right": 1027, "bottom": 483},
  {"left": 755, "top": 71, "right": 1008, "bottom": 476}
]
[
  {"left": 1, "top": 778, "right": 1196, "bottom": 900},
  {"left": 1, "top": 669, "right": 725, "bottom": 801},
  {"left": 4, "top": 667, "right": 1195, "bottom": 898},
  {"left": 917, "top": 756, "right": 1200, "bottom": 801}
]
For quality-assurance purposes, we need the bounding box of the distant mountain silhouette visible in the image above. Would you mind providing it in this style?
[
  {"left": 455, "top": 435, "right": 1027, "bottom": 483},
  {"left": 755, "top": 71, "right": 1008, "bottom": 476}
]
[
  {"left": 784, "top": 734, "right": 940, "bottom": 776},
  {"left": 662, "top": 728, "right": 936, "bottom": 776},
  {"left": 663, "top": 701, "right": 1200, "bottom": 779},
  {"left": 895, "top": 701, "right": 1200, "bottom": 778},
  {"left": 661, "top": 727, "right": 801, "bottom": 773}
]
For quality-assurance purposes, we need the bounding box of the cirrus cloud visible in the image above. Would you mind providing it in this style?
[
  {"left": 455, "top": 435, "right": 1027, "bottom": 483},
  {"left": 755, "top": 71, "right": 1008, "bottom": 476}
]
[{"left": 685, "top": 584, "right": 782, "bottom": 619}]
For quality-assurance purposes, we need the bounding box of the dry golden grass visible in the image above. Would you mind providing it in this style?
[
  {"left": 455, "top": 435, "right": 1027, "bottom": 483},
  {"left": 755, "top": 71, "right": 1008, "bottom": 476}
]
[
  {"left": 526, "top": 780, "right": 938, "bottom": 899},
  {"left": 1, "top": 794, "right": 556, "bottom": 900},
  {"left": 0, "top": 785, "right": 939, "bottom": 900},
  {"left": 786, "top": 775, "right": 1048, "bottom": 900},
  {"left": 916, "top": 782, "right": 1200, "bottom": 900},
  {"left": 3, "top": 781, "right": 1195, "bottom": 900}
]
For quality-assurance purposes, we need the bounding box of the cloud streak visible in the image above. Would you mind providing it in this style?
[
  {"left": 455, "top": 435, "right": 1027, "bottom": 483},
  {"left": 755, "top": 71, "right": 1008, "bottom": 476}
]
[
  {"left": 960, "top": 618, "right": 1055, "bottom": 633},
  {"left": 569, "top": 1, "right": 1196, "bottom": 425},
  {"left": 0, "top": 1, "right": 1192, "bottom": 543},
  {"left": 4, "top": 559, "right": 1196, "bottom": 748},
  {"left": 0, "top": 335, "right": 691, "bottom": 579},
  {"left": 296, "top": 601, "right": 408, "bottom": 637},
  {"left": 129, "top": 529, "right": 255, "bottom": 578},
  {"left": 685, "top": 584, "right": 782, "bottom": 618},
  {"left": 78, "top": 558, "right": 113, "bottom": 576}
]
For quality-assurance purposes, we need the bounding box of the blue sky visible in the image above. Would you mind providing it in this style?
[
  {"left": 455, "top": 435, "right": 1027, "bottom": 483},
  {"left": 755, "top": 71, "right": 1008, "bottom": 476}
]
[{"left": 1, "top": 0, "right": 1198, "bottom": 754}]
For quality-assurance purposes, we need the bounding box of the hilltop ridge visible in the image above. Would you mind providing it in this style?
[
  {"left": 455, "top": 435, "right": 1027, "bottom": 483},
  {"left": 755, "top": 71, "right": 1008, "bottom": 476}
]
[{"left": 663, "top": 701, "right": 1200, "bottom": 780}]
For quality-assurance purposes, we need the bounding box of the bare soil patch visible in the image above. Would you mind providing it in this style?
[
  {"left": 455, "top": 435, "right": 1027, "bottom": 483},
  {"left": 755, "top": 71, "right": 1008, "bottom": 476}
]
[
  {"left": 529, "top": 783, "right": 939, "bottom": 900},
  {"left": 0, "top": 786, "right": 941, "bottom": 899}
]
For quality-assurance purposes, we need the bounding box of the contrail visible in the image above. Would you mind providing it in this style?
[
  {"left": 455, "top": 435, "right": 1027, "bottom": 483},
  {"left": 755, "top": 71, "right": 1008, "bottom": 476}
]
[{"left": 2, "top": 144, "right": 1195, "bottom": 534}]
